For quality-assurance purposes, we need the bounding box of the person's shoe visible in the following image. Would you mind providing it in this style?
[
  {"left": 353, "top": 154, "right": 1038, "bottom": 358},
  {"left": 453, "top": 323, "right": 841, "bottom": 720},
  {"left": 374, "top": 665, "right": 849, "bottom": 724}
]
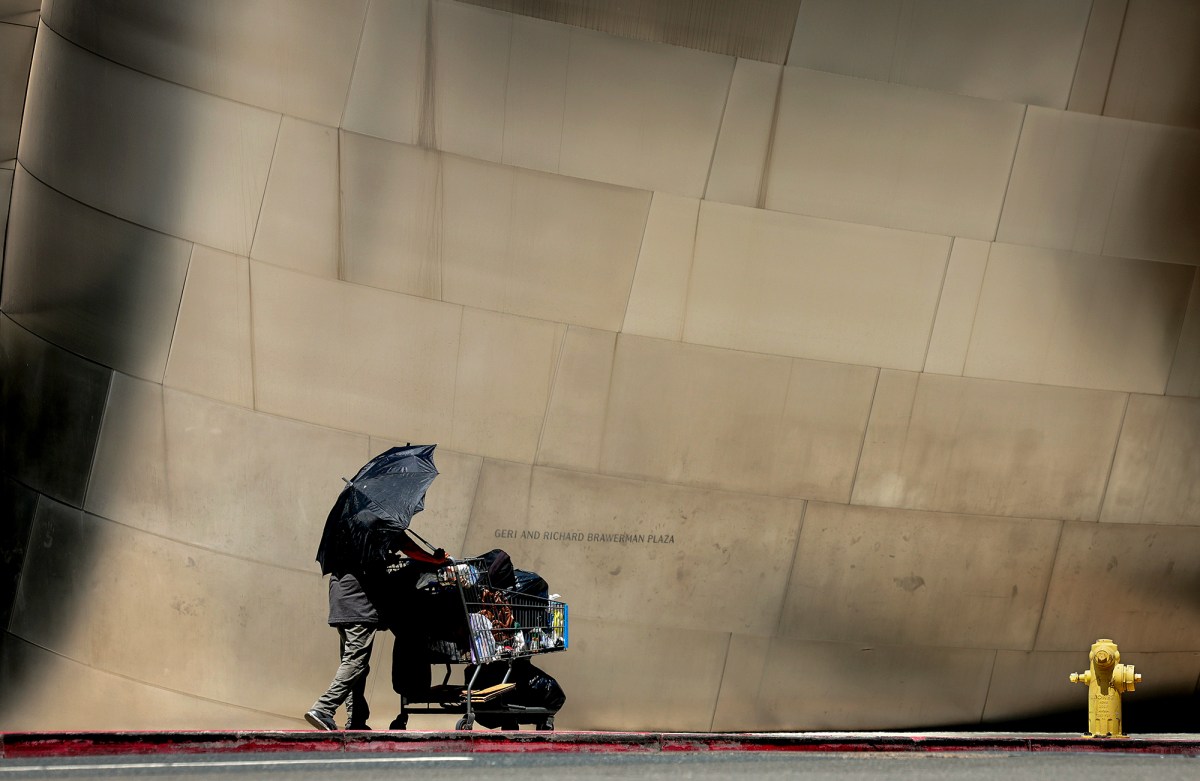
[{"left": 304, "top": 709, "right": 337, "bottom": 730}]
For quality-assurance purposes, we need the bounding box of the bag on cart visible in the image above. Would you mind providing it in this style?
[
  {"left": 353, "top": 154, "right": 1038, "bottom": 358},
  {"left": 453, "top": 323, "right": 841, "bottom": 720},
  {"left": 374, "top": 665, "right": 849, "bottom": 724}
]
[
  {"left": 465, "top": 659, "right": 566, "bottom": 728},
  {"left": 513, "top": 569, "right": 548, "bottom": 600},
  {"left": 477, "top": 549, "right": 516, "bottom": 589}
]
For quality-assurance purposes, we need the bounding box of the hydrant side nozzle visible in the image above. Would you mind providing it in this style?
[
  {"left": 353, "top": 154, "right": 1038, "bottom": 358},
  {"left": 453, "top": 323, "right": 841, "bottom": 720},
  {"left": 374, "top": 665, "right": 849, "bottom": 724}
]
[{"left": 1070, "top": 671, "right": 1092, "bottom": 685}]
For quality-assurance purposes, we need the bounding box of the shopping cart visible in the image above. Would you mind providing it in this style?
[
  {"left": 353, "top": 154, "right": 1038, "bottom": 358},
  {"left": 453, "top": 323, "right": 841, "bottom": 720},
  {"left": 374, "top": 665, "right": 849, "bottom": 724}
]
[{"left": 399, "top": 557, "right": 569, "bottom": 731}]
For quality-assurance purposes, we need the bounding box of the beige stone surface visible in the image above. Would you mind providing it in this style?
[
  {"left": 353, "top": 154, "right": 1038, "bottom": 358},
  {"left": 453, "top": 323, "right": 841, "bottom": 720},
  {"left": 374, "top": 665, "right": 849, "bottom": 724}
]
[
  {"left": 1101, "top": 394, "right": 1200, "bottom": 526},
  {"left": 522, "top": 616, "right": 729, "bottom": 731},
  {"left": 450, "top": 309, "right": 563, "bottom": 463},
  {"left": 853, "top": 371, "right": 1127, "bottom": 521},
  {"left": 19, "top": 25, "right": 279, "bottom": 256},
  {"left": 1, "top": 167, "right": 192, "bottom": 382},
  {"left": 710, "top": 634, "right": 772, "bottom": 731},
  {"left": 250, "top": 117, "right": 340, "bottom": 278},
  {"left": 1067, "top": 0, "right": 1129, "bottom": 114},
  {"left": 779, "top": 502, "right": 1060, "bottom": 650},
  {"left": 964, "top": 243, "right": 1193, "bottom": 393},
  {"left": 86, "top": 374, "right": 370, "bottom": 570},
  {"left": 41, "top": 0, "right": 367, "bottom": 128},
  {"left": 339, "top": 133, "right": 442, "bottom": 299},
  {"left": 754, "top": 639, "right": 995, "bottom": 729},
  {"left": 1036, "top": 521, "right": 1200, "bottom": 651},
  {"left": 536, "top": 326, "right": 616, "bottom": 472},
  {"left": 501, "top": 15, "right": 569, "bottom": 172},
  {"left": 1001, "top": 108, "right": 1200, "bottom": 266},
  {"left": 441, "top": 154, "right": 650, "bottom": 330},
  {"left": 602, "top": 334, "right": 877, "bottom": 500},
  {"left": 996, "top": 107, "right": 1128, "bottom": 255},
  {"left": 704, "top": 58, "right": 780, "bottom": 207},
  {"left": 558, "top": 28, "right": 732, "bottom": 197},
  {"left": 685, "top": 201, "right": 951, "bottom": 370},
  {"left": 789, "top": 0, "right": 1091, "bottom": 108},
  {"left": 461, "top": 463, "right": 803, "bottom": 635},
  {"left": 924, "top": 238, "right": 990, "bottom": 376},
  {"left": 0, "top": 633, "right": 301, "bottom": 730},
  {"left": 251, "top": 262, "right": 461, "bottom": 445},
  {"left": 164, "top": 246, "right": 254, "bottom": 407},
  {"left": 9, "top": 498, "right": 332, "bottom": 717},
  {"left": 766, "top": 68, "right": 1024, "bottom": 240},
  {"left": 1167, "top": 274, "right": 1200, "bottom": 397},
  {"left": 621, "top": 193, "right": 699, "bottom": 341},
  {"left": 1104, "top": 0, "right": 1200, "bottom": 129},
  {"left": 983, "top": 649, "right": 1200, "bottom": 724},
  {"left": 340, "top": 0, "right": 427, "bottom": 144},
  {"left": 1103, "top": 121, "right": 1200, "bottom": 265},
  {"left": 432, "top": 0, "right": 510, "bottom": 164}
]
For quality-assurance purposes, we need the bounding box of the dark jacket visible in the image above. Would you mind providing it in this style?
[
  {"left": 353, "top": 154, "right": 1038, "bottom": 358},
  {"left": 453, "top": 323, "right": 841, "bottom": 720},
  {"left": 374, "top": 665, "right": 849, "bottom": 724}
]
[{"left": 327, "top": 572, "right": 380, "bottom": 626}]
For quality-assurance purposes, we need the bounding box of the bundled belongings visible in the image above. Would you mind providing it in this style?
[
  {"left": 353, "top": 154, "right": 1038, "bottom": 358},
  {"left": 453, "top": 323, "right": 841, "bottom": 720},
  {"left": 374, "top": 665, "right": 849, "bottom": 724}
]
[{"left": 389, "top": 548, "right": 569, "bottom": 731}]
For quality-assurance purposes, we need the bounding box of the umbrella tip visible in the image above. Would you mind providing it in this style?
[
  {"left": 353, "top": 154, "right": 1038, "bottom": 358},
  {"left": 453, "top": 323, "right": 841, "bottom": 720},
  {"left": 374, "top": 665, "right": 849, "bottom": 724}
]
[{"left": 341, "top": 477, "right": 351, "bottom": 485}]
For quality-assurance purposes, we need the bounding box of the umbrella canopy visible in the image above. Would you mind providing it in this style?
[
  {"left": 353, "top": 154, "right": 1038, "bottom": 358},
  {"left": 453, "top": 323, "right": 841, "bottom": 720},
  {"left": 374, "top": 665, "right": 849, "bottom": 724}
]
[{"left": 316, "top": 445, "right": 439, "bottom": 575}]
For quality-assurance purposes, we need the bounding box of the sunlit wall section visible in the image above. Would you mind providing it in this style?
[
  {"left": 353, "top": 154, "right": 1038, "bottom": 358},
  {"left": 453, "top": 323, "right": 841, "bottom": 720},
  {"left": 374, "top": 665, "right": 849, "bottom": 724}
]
[{"left": 2, "top": 0, "right": 1199, "bottom": 731}]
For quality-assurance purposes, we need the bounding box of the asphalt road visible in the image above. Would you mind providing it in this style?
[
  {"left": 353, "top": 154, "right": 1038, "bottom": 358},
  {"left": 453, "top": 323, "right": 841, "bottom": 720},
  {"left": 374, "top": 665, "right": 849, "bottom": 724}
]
[{"left": 0, "top": 751, "right": 1197, "bottom": 781}]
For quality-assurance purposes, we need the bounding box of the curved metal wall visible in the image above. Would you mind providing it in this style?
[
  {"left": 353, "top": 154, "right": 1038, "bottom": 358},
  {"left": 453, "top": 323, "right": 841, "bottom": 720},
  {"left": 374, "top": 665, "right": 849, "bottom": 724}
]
[{"left": 2, "top": 0, "right": 1200, "bottom": 731}]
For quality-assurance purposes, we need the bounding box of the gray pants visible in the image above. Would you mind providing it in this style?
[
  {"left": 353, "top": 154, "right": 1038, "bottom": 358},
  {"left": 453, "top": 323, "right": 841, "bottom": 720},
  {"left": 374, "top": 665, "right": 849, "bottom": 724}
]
[{"left": 311, "top": 623, "right": 376, "bottom": 727}]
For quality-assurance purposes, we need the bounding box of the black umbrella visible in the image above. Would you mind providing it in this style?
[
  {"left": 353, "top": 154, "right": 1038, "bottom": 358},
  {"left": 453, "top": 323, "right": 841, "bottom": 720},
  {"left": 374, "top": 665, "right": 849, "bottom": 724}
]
[{"left": 316, "top": 444, "right": 439, "bottom": 575}]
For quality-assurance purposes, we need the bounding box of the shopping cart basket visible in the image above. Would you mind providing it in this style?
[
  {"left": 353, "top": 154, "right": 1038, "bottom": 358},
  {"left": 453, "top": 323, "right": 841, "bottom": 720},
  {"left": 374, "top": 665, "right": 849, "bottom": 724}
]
[{"left": 400, "top": 557, "right": 568, "bottom": 731}]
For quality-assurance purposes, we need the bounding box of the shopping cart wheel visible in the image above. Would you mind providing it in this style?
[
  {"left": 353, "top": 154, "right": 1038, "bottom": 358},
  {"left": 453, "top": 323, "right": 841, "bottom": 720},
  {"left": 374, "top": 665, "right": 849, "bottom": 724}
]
[
  {"left": 535, "top": 717, "right": 554, "bottom": 731},
  {"left": 454, "top": 717, "right": 473, "bottom": 731},
  {"left": 388, "top": 713, "right": 408, "bottom": 730}
]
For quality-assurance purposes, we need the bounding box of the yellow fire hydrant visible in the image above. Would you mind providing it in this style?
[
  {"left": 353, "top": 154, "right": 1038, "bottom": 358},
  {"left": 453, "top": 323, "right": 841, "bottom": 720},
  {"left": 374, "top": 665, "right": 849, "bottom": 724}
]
[{"left": 1069, "top": 638, "right": 1141, "bottom": 738}]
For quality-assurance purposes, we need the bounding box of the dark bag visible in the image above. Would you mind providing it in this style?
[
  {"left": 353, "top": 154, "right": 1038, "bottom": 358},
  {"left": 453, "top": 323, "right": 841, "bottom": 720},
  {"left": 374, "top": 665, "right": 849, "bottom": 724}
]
[
  {"left": 477, "top": 549, "right": 516, "bottom": 589},
  {"left": 513, "top": 568, "right": 549, "bottom": 600},
  {"left": 465, "top": 659, "right": 566, "bottom": 728}
]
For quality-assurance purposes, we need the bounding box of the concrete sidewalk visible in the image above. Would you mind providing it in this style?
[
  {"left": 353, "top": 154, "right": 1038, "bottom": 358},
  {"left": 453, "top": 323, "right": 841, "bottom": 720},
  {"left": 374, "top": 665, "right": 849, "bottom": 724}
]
[{"left": 2, "top": 731, "right": 1199, "bottom": 758}]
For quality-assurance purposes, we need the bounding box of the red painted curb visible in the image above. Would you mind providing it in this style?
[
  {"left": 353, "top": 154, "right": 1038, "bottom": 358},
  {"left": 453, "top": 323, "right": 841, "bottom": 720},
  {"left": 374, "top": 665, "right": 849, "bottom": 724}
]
[{"left": 2, "top": 731, "right": 1198, "bottom": 758}]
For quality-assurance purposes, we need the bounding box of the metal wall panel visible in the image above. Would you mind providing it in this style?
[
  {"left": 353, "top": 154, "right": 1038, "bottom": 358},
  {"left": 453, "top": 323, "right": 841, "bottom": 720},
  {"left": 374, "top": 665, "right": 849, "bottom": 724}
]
[
  {"left": 250, "top": 261, "right": 461, "bottom": 449},
  {"left": 433, "top": 1, "right": 511, "bottom": 164},
  {"left": 1167, "top": 274, "right": 1200, "bottom": 398},
  {"left": 2, "top": 167, "right": 192, "bottom": 381},
  {"left": 0, "top": 315, "right": 110, "bottom": 508},
  {"left": 9, "top": 496, "right": 333, "bottom": 717},
  {"left": 0, "top": 632, "right": 301, "bottom": 729},
  {"left": 460, "top": 0, "right": 802, "bottom": 64},
  {"left": 501, "top": 15, "right": 569, "bottom": 172},
  {"left": 340, "top": 133, "right": 442, "bottom": 299},
  {"left": 441, "top": 154, "right": 651, "bottom": 330},
  {"left": 1035, "top": 522, "right": 1200, "bottom": 652},
  {"left": 449, "top": 308, "right": 563, "bottom": 463},
  {"left": 778, "top": 502, "right": 1060, "bottom": 649},
  {"left": 964, "top": 243, "right": 1193, "bottom": 394},
  {"left": 163, "top": 246, "right": 253, "bottom": 408},
  {"left": 767, "top": 68, "right": 1024, "bottom": 240},
  {"left": 601, "top": 334, "right": 878, "bottom": 500},
  {"left": 752, "top": 639, "right": 995, "bottom": 729},
  {"left": 704, "top": 58, "right": 780, "bottom": 207},
  {"left": 85, "top": 374, "right": 372, "bottom": 571},
  {"left": 250, "top": 118, "right": 340, "bottom": 279},
  {"left": 1066, "top": 0, "right": 1129, "bottom": 114},
  {"left": 523, "top": 616, "right": 728, "bottom": 731},
  {"left": 1101, "top": 395, "right": 1200, "bottom": 526},
  {"left": 536, "top": 326, "right": 616, "bottom": 473},
  {"left": 853, "top": 371, "right": 1127, "bottom": 521},
  {"left": 923, "top": 238, "right": 989, "bottom": 376},
  {"left": 558, "top": 28, "right": 731, "bottom": 197},
  {"left": 709, "top": 634, "right": 771, "bottom": 730},
  {"left": 983, "top": 649, "right": 1200, "bottom": 724},
  {"left": 41, "top": 0, "right": 367, "bottom": 127},
  {"left": 19, "top": 25, "right": 280, "bottom": 256},
  {"left": 1104, "top": 0, "right": 1200, "bottom": 129},
  {"left": 0, "top": 476, "right": 38, "bottom": 632},
  {"left": 0, "top": 21, "right": 34, "bottom": 160},
  {"left": 999, "top": 107, "right": 1200, "bottom": 265},
  {"left": 684, "top": 201, "right": 951, "bottom": 370},
  {"left": 340, "top": 0, "right": 427, "bottom": 145},
  {"left": 461, "top": 462, "right": 804, "bottom": 635},
  {"left": 789, "top": 0, "right": 1091, "bottom": 108},
  {"left": 620, "top": 193, "right": 699, "bottom": 341}
]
